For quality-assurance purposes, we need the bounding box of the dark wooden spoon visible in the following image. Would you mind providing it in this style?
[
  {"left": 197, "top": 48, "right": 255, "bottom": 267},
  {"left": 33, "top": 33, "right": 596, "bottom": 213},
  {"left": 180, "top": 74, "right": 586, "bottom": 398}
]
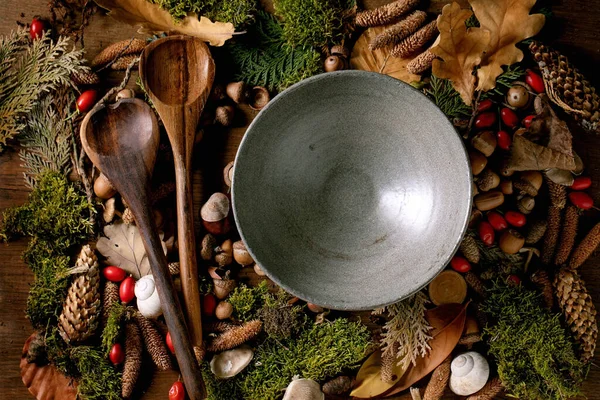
[
  {"left": 80, "top": 98, "right": 206, "bottom": 400},
  {"left": 139, "top": 35, "right": 215, "bottom": 354}
]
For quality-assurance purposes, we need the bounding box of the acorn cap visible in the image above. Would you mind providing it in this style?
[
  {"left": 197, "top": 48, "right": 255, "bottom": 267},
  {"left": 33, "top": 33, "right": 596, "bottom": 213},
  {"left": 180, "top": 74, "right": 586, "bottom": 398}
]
[
  {"left": 249, "top": 86, "right": 270, "bottom": 111},
  {"left": 201, "top": 193, "right": 230, "bottom": 222}
]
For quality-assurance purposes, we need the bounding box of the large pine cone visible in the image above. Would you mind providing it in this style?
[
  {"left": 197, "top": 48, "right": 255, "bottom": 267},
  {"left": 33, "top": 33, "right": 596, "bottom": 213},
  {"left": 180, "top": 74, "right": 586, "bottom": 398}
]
[
  {"left": 554, "top": 268, "right": 598, "bottom": 362},
  {"left": 530, "top": 41, "right": 600, "bottom": 134},
  {"left": 58, "top": 245, "right": 101, "bottom": 344}
]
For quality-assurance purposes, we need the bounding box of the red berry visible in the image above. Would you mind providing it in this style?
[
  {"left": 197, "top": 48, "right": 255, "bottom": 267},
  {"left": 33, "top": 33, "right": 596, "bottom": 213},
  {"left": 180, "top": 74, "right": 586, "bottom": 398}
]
[
  {"left": 525, "top": 69, "right": 545, "bottom": 93},
  {"left": 102, "top": 266, "right": 126, "bottom": 282},
  {"left": 169, "top": 381, "right": 185, "bottom": 400},
  {"left": 487, "top": 211, "right": 508, "bottom": 231},
  {"left": 477, "top": 99, "right": 493, "bottom": 112},
  {"left": 109, "top": 343, "right": 125, "bottom": 365},
  {"left": 30, "top": 18, "right": 46, "bottom": 40},
  {"left": 450, "top": 255, "right": 471, "bottom": 273},
  {"left": 572, "top": 176, "right": 592, "bottom": 191},
  {"left": 478, "top": 221, "right": 495, "bottom": 246},
  {"left": 202, "top": 294, "right": 217, "bottom": 317},
  {"left": 522, "top": 115, "right": 536, "bottom": 128},
  {"left": 505, "top": 211, "right": 526, "bottom": 227},
  {"left": 500, "top": 107, "right": 519, "bottom": 128},
  {"left": 507, "top": 274, "right": 521, "bottom": 286},
  {"left": 76, "top": 90, "right": 98, "bottom": 112},
  {"left": 119, "top": 276, "right": 136, "bottom": 303},
  {"left": 496, "top": 130, "right": 512, "bottom": 150},
  {"left": 569, "top": 191, "right": 594, "bottom": 210},
  {"left": 166, "top": 332, "right": 175, "bottom": 354},
  {"left": 474, "top": 112, "right": 497, "bottom": 129}
]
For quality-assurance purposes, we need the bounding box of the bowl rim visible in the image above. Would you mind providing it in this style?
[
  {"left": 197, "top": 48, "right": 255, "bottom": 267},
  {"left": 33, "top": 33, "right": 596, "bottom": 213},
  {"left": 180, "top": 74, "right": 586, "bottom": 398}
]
[{"left": 232, "top": 70, "right": 473, "bottom": 310}]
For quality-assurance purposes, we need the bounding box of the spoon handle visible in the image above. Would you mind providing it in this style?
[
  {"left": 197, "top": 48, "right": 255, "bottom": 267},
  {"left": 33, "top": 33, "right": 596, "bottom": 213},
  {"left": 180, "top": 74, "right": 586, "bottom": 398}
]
[{"left": 130, "top": 195, "right": 206, "bottom": 399}]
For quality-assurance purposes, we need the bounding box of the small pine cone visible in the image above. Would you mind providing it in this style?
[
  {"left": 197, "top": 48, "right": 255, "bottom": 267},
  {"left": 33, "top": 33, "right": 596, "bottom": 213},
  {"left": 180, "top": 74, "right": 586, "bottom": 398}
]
[
  {"left": 122, "top": 322, "right": 143, "bottom": 398},
  {"left": 460, "top": 235, "right": 480, "bottom": 264},
  {"left": 464, "top": 271, "right": 486, "bottom": 298},
  {"left": 355, "top": 0, "right": 420, "bottom": 27},
  {"left": 458, "top": 332, "right": 482, "bottom": 348},
  {"left": 168, "top": 262, "right": 180, "bottom": 275},
  {"left": 465, "top": 377, "right": 503, "bottom": 400},
  {"left": 380, "top": 347, "right": 397, "bottom": 384},
  {"left": 407, "top": 49, "right": 436, "bottom": 75},
  {"left": 194, "top": 344, "right": 206, "bottom": 364},
  {"left": 110, "top": 55, "right": 139, "bottom": 71},
  {"left": 423, "top": 356, "right": 451, "bottom": 400},
  {"left": 547, "top": 178, "right": 567, "bottom": 209},
  {"left": 71, "top": 70, "right": 100, "bottom": 86},
  {"left": 206, "top": 320, "right": 262, "bottom": 352},
  {"left": 391, "top": 21, "right": 438, "bottom": 59},
  {"left": 58, "top": 245, "right": 101, "bottom": 344},
  {"left": 555, "top": 205, "right": 580, "bottom": 266},
  {"left": 513, "top": 179, "right": 539, "bottom": 197},
  {"left": 322, "top": 376, "right": 354, "bottom": 395},
  {"left": 101, "top": 281, "right": 120, "bottom": 329},
  {"left": 132, "top": 312, "right": 172, "bottom": 371},
  {"left": 554, "top": 268, "right": 598, "bottom": 362},
  {"left": 369, "top": 10, "right": 427, "bottom": 50},
  {"left": 91, "top": 38, "right": 146, "bottom": 67},
  {"left": 542, "top": 206, "right": 562, "bottom": 264},
  {"left": 122, "top": 207, "right": 135, "bottom": 224},
  {"left": 205, "top": 321, "right": 236, "bottom": 333},
  {"left": 526, "top": 219, "right": 548, "bottom": 244},
  {"left": 569, "top": 222, "right": 600, "bottom": 270},
  {"left": 531, "top": 269, "right": 554, "bottom": 309}
]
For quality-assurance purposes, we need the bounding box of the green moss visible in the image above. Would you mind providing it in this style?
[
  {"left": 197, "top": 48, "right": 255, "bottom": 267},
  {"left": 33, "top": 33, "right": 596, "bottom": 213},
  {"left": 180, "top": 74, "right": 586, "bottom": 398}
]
[
  {"left": 273, "top": 0, "right": 355, "bottom": 48},
  {"left": 259, "top": 289, "right": 307, "bottom": 339},
  {"left": 228, "top": 280, "right": 270, "bottom": 321},
  {"left": 203, "top": 362, "right": 244, "bottom": 400},
  {"left": 101, "top": 303, "right": 127, "bottom": 355},
  {"left": 483, "top": 282, "right": 585, "bottom": 400},
  {"left": 148, "top": 0, "right": 256, "bottom": 27},
  {"left": 70, "top": 346, "right": 122, "bottom": 400}
]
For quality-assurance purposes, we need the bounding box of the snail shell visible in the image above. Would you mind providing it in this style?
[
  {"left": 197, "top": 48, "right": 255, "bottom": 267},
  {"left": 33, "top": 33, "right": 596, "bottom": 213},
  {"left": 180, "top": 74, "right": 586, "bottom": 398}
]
[
  {"left": 449, "top": 351, "right": 490, "bottom": 396},
  {"left": 135, "top": 275, "right": 162, "bottom": 318},
  {"left": 282, "top": 378, "right": 324, "bottom": 400}
]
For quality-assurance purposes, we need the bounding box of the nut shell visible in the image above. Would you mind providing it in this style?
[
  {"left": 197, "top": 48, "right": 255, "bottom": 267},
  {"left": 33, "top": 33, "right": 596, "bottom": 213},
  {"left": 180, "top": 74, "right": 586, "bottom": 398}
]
[{"left": 249, "top": 86, "right": 270, "bottom": 110}]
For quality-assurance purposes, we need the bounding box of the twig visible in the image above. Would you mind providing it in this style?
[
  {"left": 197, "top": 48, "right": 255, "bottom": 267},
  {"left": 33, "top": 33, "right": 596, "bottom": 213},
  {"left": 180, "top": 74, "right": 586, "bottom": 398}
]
[
  {"left": 97, "top": 56, "right": 139, "bottom": 105},
  {"left": 465, "top": 90, "right": 483, "bottom": 138}
]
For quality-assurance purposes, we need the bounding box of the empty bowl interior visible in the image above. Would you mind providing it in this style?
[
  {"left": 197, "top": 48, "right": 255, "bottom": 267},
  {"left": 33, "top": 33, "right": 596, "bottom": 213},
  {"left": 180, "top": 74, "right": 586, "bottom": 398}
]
[{"left": 233, "top": 71, "right": 472, "bottom": 310}]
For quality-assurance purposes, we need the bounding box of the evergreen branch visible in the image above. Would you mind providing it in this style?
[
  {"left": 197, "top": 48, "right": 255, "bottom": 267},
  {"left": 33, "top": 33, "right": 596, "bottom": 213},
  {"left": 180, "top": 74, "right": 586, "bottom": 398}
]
[
  {"left": 425, "top": 75, "right": 473, "bottom": 119},
  {"left": 480, "top": 64, "right": 525, "bottom": 100}
]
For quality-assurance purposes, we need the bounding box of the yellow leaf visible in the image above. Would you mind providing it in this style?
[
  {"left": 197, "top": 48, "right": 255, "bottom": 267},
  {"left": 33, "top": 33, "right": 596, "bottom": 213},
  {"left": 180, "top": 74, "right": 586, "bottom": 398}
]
[
  {"left": 94, "top": 0, "right": 235, "bottom": 47},
  {"left": 350, "top": 350, "right": 409, "bottom": 398},
  {"left": 470, "top": 0, "right": 545, "bottom": 90},
  {"left": 430, "top": 2, "right": 490, "bottom": 105}
]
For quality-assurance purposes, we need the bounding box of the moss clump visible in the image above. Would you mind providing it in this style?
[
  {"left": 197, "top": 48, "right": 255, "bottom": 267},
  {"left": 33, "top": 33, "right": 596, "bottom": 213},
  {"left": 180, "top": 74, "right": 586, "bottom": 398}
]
[
  {"left": 202, "top": 362, "right": 243, "bottom": 400},
  {"left": 259, "top": 289, "right": 307, "bottom": 340},
  {"left": 273, "top": 0, "right": 355, "bottom": 48},
  {"left": 483, "top": 282, "right": 585, "bottom": 400},
  {"left": 101, "top": 303, "right": 127, "bottom": 354},
  {"left": 70, "top": 346, "right": 122, "bottom": 400},
  {"left": 148, "top": 0, "right": 257, "bottom": 27},
  {"left": 228, "top": 280, "right": 270, "bottom": 321}
]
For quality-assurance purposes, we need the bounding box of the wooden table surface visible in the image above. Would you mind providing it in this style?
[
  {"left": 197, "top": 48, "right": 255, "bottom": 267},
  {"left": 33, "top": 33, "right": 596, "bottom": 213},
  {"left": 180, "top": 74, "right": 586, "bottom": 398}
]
[{"left": 0, "top": 0, "right": 599, "bottom": 399}]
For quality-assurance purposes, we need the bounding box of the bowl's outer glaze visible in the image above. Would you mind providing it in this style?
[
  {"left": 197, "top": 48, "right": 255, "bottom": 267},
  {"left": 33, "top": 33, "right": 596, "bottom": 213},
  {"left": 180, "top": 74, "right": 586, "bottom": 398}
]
[{"left": 232, "top": 70, "right": 472, "bottom": 310}]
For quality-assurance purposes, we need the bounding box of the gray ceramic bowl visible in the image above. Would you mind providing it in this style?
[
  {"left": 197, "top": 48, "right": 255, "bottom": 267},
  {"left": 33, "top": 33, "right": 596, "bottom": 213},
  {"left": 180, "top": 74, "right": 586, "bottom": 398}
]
[{"left": 232, "top": 71, "right": 472, "bottom": 310}]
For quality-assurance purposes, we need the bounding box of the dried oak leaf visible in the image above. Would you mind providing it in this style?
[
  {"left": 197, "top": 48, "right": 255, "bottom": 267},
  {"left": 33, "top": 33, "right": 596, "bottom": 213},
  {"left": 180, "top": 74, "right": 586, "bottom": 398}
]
[
  {"left": 530, "top": 95, "right": 573, "bottom": 156},
  {"left": 94, "top": 0, "right": 235, "bottom": 46},
  {"left": 96, "top": 221, "right": 167, "bottom": 279},
  {"left": 430, "top": 2, "right": 490, "bottom": 105},
  {"left": 470, "top": 0, "right": 545, "bottom": 91},
  {"left": 506, "top": 135, "right": 576, "bottom": 172}
]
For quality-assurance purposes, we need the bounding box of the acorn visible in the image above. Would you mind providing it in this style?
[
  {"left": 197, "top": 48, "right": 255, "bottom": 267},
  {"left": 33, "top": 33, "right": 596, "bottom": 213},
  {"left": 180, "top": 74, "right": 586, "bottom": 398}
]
[
  {"left": 223, "top": 161, "right": 234, "bottom": 187},
  {"left": 499, "top": 179, "right": 513, "bottom": 195},
  {"left": 116, "top": 88, "right": 135, "bottom": 101},
  {"left": 506, "top": 83, "right": 531, "bottom": 109},
  {"left": 233, "top": 240, "right": 254, "bottom": 266},
  {"left": 517, "top": 196, "right": 535, "bottom": 215},
  {"left": 514, "top": 171, "right": 543, "bottom": 197},
  {"left": 215, "top": 239, "right": 233, "bottom": 267},
  {"left": 477, "top": 169, "right": 500, "bottom": 192},
  {"left": 307, "top": 303, "right": 324, "bottom": 313},
  {"left": 201, "top": 193, "right": 231, "bottom": 235},
  {"left": 499, "top": 229, "right": 525, "bottom": 254},
  {"left": 469, "top": 151, "right": 488, "bottom": 176},
  {"left": 226, "top": 81, "right": 248, "bottom": 104},
  {"left": 254, "top": 263, "right": 266, "bottom": 276},
  {"left": 474, "top": 191, "right": 504, "bottom": 211},
  {"left": 94, "top": 173, "right": 117, "bottom": 199},
  {"left": 330, "top": 45, "right": 350, "bottom": 59},
  {"left": 215, "top": 301, "right": 233, "bottom": 320},
  {"left": 324, "top": 55, "right": 346, "bottom": 72},
  {"left": 215, "top": 104, "right": 235, "bottom": 127},
  {"left": 200, "top": 233, "right": 217, "bottom": 261},
  {"left": 213, "top": 279, "right": 237, "bottom": 299},
  {"left": 249, "top": 86, "right": 270, "bottom": 110},
  {"left": 471, "top": 131, "right": 497, "bottom": 157},
  {"left": 210, "top": 83, "right": 227, "bottom": 102}
]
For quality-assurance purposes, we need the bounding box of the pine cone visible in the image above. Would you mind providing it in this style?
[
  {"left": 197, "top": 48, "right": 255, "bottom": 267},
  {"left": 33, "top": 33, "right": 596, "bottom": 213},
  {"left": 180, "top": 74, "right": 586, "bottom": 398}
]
[
  {"left": 58, "top": 245, "right": 101, "bottom": 344},
  {"left": 206, "top": 320, "right": 262, "bottom": 352},
  {"left": 525, "top": 219, "right": 548, "bottom": 244},
  {"left": 132, "top": 312, "right": 172, "bottom": 371},
  {"left": 464, "top": 271, "right": 486, "bottom": 298},
  {"left": 569, "top": 221, "right": 600, "bottom": 270},
  {"left": 530, "top": 41, "right": 600, "bottom": 135},
  {"left": 542, "top": 206, "right": 562, "bottom": 264},
  {"left": 555, "top": 204, "right": 580, "bottom": 265},
  {"left": 460, "top": 235, "right": 480, "bottom": 264},
  {"left": 407, "top": 49, "right": 436, "bottom": 75},
  {"left": 101, "top": 281, "right": 120, "bottom": 329},
  {"left": 322, "top": 376, "right": 354, "bottom": 395},
  {"left": 355, "top": 0, "right": 420, "bottom": 27},
  {"left": 514, "top": 179, "right": 539, "bottom": 197},
  {"left": 370, "top": 10, "right": 427, "bottom": 50},
  {"left": 380, "top": 346, "right": 397, "bottom": 384},
  {"left": 194, "top": 344, "right": 206, "bottom": 364},
  {"left": 458, "top": 332, "right": 482, "bottom": 348},
  {"left": 122, "top": 207, "right": 135, "bottom": 224},
  {"left": 205, "top": 321, "right": 237, "bottom": 333},
  {"left": 71, "top": 70, "right": 100, "bottom": 86},
  {"left": 531, "top": 269, "right": 554, "bottom": 309},
  {"left": 110, "top": 55, "right": 139, "bottom": 71},
  {"left": 122, "top": 322, "right": 143, "bottom": 398},
  {"left": 91, "top": 38, "right": 146, "bottom": 67},
  {"left": 547, "top": 178, "right": 567, "bottom": 209},
  {"left": 465, "top": 377, "right": 503, "bottom": 400},
  {"left": 423, "top": 356, "right": 451, "bottom": 400},
  {"left": 391, "top": 21, "right": 438, "bottom": 59},
  {"left": 554, "top": 268, "right": 598, "bottom": 362},
  {"left": 168, "top": 262, "right": 180, "bottom": 275}
]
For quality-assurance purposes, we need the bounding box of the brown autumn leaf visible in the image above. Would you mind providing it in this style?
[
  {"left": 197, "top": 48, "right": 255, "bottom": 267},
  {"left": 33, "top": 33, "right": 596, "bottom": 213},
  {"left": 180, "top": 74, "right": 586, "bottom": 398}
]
[
  {"left": 350, "top": 349, "right": 408, "bottom": 398},
  {"left": 94, "top": 0, "right": 235, "bottom": 46},
  {"left": 470, "top": 0, "right": 545, "bottom": 91},
  {"left": 506, "top": 135, "right": 576, "bottom": 172},
  {"left": 384, "top": 303, "right": 468, "bottom": 396},
  {"left": 430, "top": 2, "right": 490, "bottom": 105},
  {"left": 350, "top": 26, "right": 421, "bottom": 83}
]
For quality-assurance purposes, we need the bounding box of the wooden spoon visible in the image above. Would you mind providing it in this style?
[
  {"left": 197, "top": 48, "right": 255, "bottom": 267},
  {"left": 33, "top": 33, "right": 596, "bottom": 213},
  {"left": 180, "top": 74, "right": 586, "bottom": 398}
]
[
  {"left": 139, "top": 35, "right": 215, "bottom": 354},
  {"left": 80, "top": 98, "right": 206, "bottom": 399}
]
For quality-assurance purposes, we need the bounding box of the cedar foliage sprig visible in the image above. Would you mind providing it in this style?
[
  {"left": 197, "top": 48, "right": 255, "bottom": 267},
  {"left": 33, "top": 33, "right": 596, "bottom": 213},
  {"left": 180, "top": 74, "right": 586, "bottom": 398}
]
[
  {"left": 425, "top": 75, "right": 473, "bottom": 119},
  {"left": 227, "top": 11, "right": 322, "bottom": 92},
  {"left": 0, "top": 29, "right": 87, "bottom": 151},
  {"left": 480, "top": 65, "right": 525, "bottom": 100}
]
